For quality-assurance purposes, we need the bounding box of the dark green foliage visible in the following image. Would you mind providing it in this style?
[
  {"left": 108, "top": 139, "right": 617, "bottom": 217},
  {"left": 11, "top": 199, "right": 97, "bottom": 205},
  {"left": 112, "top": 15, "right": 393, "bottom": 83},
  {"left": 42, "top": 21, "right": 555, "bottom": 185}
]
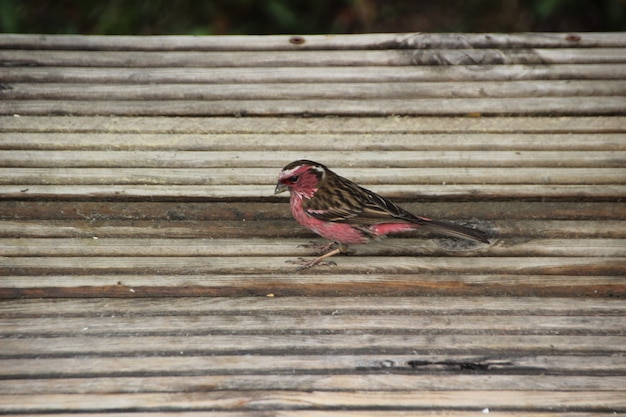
[{"left": 1, "top": 0, "right": 624, "bottom": 34}]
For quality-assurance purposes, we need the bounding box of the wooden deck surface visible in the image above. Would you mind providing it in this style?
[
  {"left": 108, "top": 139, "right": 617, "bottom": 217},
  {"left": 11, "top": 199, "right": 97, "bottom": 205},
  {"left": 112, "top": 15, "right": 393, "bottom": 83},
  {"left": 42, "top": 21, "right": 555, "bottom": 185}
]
[{"left": 1, "top": 32, "right": 625, "bottom": 415}]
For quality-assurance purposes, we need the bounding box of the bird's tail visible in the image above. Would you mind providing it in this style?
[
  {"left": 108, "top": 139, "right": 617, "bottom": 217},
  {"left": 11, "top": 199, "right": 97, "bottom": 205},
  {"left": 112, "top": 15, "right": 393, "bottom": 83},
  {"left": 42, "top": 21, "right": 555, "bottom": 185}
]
[{"left": 422, "top": 219, "right": 490, "bottom": 244}]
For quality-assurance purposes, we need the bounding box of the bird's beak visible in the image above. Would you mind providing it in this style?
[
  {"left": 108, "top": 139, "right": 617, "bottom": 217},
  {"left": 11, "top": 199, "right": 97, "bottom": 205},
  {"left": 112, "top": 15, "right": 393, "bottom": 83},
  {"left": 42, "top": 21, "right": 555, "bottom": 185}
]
[{"left": 274, "top": 182, "right": 288, "bottom": 194}]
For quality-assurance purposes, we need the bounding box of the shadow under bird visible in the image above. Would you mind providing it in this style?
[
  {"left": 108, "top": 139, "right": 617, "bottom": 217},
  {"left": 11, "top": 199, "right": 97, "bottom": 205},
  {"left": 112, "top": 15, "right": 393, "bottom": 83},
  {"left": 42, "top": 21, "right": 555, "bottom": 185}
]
[{"left": 275, "top": 160, "right": 490, "bottom": 269}]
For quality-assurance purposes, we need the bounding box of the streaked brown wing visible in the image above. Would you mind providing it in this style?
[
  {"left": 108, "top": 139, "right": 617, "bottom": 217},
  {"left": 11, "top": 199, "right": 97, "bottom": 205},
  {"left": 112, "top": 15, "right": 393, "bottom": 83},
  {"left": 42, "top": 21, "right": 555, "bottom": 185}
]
[{"left": 304, "top": 173, "right": 426, "bottom": 226}]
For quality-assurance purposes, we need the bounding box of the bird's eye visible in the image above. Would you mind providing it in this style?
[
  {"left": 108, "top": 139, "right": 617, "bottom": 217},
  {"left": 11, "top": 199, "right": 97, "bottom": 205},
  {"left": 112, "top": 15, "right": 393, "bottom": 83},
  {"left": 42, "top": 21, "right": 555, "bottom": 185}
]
[{"left": 289, "top": 175, "right": 299, "bottom": 183}]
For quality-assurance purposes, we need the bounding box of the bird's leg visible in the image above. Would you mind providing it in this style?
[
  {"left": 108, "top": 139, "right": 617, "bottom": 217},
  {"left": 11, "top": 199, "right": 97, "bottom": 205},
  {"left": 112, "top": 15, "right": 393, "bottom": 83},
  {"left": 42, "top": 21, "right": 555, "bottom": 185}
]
[
  {"left": 288, "top": 243, "right": 349, "bottom": 270},
  {"left": 298, "top": 240, "right": 337, "bottom": 255}
]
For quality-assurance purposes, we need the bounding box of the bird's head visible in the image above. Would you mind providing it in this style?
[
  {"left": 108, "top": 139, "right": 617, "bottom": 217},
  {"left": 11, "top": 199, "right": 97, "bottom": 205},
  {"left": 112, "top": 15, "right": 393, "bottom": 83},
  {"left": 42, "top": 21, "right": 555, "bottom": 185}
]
[{"left": 275, "top": 160, "right": 327, "bottom": 198}]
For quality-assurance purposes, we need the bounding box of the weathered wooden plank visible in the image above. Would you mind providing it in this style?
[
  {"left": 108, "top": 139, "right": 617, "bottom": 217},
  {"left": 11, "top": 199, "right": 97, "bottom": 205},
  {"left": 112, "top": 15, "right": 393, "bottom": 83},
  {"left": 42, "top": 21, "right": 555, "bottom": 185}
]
[
  {"left": 2, "top": 150, "right": 622, "bottom": 168},
  {"left": 3, "top": 48, "right": 626, "bottom": 67},
  {"left": 2, "top": 132, "right": 625, "bottom": 151},
  {"left": 1, "top": 256, "right": 623, "bottom": 276},
  {"left": 2, "top": 184, "right": 624, "bottom": 199},
  {"left": 1, "top": 238, "right": 624, "bottom": 258},
  {"left": 1, "top": 201, "right": 622, "bottom": 222},
  {"left": 2, "top": 296, "right": 623, "bottom": 316},
  {"left": 2, "top": 116, "right": 624, "bottom": 134},
  {"left": 4, "top": 97, "right": 625, "bottom": 116},
  {"left": 1, "top": 375, "right": 624, "bottom": 394},
  {"left": 0, "top": 391, "right": 623, "bottom": 413},
  {"left": 0, "top": 200, "right": 622, "bottom": 221},
  {"left": 0, "top": 412, "right": 607, "bottom": 417},
  {"left": 2, "top": 64, "right": 625, "bottom": 84},
  {"left": 3, "top": 81, "right": 626, "bottom": 101},
  {"left": 0, "top": 412, "right": 615, "bottom": 417},
  {"left": 1, "top": 33, "right": 624, "bottom": 50},
  {"left": 1, "top": 220, "right": 623, "bottom": 241},
  {"left": 2, "top": 274, "right": 623, "bottom": 298},
  {"left": 2, "top": 333, "right": 624, "bottom": 356},
  {"left": 2, "top": 168, "right": 624, "bottom": 186},
  {"left": 2, "top": 354, "right": 623, "bottom": 377},
  {"left": 2, "top": 314, "right": 621, "bottom": 335}
]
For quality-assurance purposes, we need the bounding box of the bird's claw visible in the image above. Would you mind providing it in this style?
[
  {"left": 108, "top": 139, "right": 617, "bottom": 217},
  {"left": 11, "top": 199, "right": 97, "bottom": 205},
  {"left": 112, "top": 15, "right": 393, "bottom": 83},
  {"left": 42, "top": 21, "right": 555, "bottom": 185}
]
[
  {"left": 297, "top": 241, "right": 336, "bottom": 255},
  {"left": 286, "top": 257, "right": 337, "bottom": 270}
]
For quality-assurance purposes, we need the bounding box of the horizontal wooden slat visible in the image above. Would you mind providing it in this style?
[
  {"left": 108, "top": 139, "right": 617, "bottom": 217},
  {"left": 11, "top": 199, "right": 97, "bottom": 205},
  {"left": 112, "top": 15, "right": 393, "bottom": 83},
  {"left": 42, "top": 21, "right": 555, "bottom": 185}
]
[
  {"left": 2, "top": 296, "right": 623, "bottom": 316},
  {"left": 3, "top": 48, "right": 626, "bottom": 67},
  {"left": 2, "top": 314, "right": 621, "bottom": 335},
  {"left": 2, "top": 132, "right": 625, "bottom": 151},
  {"left": 2, "top": 116, "right": 624, "bottom": 134},
  {"left": 0, "top": 412, "right": 612, "bottom": 417},
  {"left": 2, "top": 184, "right": 625, "bottom": 199},
  {"left": 4, "top": 97, "right": 626, "bottom": 116},
  {"left": 1, "top": 274, "right": 623, "bottom": 298},
  {"left": 1, "top": 220, "right": 623, "bottom": 240},
  {"left": 2, "top": 150, "right": 623, "bottom": 168},
  {"left": 1, "top": 168, "right": 624, "bottom": 185},
  {"left": 1, "top": 238, "right": 624, "bottom": 257},
  {"left": 1, "top": 256, "right": 624, "bottom": 276},
  {"left": 0, "top": 391, "right": 623, "bottom": 413},
  {"left": 5, "top": 80, "right": 626, "bottom": 101},
  {"left": 3, "top": 333, "right": 624, "bottom": 356},
  {"left": 2, "top": 64, "right": 625, "bottom": 84},
  {"left": 2, "top": 32, "right": 625, "bottom": 50},
  {"left": 1, "top": 354, "right": 624, "bottom": 377},
  {"left": 2, "top": 375, "right": 625, "bottom": 394},
  {"left": 0, "top": 200, "right": 622, "bottom": 222}
]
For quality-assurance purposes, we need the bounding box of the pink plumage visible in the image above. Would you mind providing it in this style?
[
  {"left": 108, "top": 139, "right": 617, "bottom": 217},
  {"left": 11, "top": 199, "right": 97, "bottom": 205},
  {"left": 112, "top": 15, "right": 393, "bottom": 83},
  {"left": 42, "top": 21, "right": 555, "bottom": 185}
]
[{"left": 275, "top": 160, "right": 489, "bottom": 269}]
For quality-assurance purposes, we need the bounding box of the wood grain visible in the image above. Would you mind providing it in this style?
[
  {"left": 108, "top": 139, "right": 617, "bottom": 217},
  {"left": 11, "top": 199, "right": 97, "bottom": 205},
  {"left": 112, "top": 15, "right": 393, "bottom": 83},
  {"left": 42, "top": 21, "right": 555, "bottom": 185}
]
[
  {"left": 2, "top": 132, "right": 625, "bottom": 151},
  {"left": 1, "top": 32, "right": 624, "bottom": 415},
  {"left": 3, "top": 115, "right": 625, "bottom": 133},
  {"left": 2, "top": 64, "right": 625, "bottom": 84},
  {"left": 3, "top": 97, "right": 626, "bottom": 116},
  {"left": 2, "top": 32, "right": 625, "bottom": 50}
]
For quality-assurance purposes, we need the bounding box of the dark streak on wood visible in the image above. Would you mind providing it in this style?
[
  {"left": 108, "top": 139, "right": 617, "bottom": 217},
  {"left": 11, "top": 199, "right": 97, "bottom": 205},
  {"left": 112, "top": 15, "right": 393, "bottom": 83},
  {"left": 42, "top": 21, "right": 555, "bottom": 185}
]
[{"left": 1, "top": 282, "right": 624, "bottom": 300}]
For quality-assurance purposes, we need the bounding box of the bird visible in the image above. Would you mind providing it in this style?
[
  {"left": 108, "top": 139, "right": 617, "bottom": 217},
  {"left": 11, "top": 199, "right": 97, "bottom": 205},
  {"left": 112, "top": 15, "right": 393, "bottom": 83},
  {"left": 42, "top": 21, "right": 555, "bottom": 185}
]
[{"left": 274, "top": 160, "right": 490, "bottom": 269}]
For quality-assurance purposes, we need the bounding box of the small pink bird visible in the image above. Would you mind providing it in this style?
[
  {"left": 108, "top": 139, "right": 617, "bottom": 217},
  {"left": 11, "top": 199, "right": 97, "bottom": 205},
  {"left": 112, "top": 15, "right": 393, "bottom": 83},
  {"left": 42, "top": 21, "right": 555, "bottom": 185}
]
[{"left": 275, "top": 160, "right": 490, "bottom": 269}]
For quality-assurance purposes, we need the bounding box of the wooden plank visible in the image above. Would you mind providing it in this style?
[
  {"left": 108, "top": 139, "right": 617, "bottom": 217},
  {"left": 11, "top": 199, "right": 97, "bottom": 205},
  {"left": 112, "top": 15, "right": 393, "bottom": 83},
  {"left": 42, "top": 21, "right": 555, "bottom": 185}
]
[
  {"left": 1, "top": 220, "right": 623, "bottom": 240},
  {"left": 1, "top": 375, "right": 624, "bottom": 394},
  {"left": 0, "top": 391, "right": 622, "bottom": 413},
  {"left": 1, "top": 256, "right": 624, "bottom": 276},
  {"left": 2, "top": 314, "right": 621, "bottom": 335},
  {"left": 0, "top": 412, "right": 609, "bottom": 417},
  {"left": 2, "top": 116, "right": 624, "bottom": 134},
  {"left": 2, "top": 296, "right": 623, "bottom": 315},
  {"left": 3, "top": 48, "right": 626, "bottom": 67},
  {"left": 1, "top": 168, "right": 624, "bottom": 186},
  {"left": 2, "top": 333, "right": 624, "bottom": 355},
  {"left": 2, "top": 274, "right": 623, "bottom": 298},
  {"left": 1, "top": 238, "right": 624, "bottom": 258},
  {"left": 3, "top": 354, "right": 624, "bottom": 377},
  {"left": 2, "top": 132, "right": 625, "bottom": 151},
  {"left": 4, "top": 97, "right": 625, "bottom": 116},
  {"left": 5, "top": 80, "right": 626, "bottom": 101},
  {"left": 0, "top": 201, "right": 622, "bottom": 222},
  {"left": 1, "top": 32, "right": 624, "bottom": 50},
  {"left": 2, "top": 184, "right": 624, "bottom": 199},
  {"left": 2, "top": 150, "right": 622, "bottom": 168},
  {"left": 2, "top": 64, "right": 625, "bottom": 84}
]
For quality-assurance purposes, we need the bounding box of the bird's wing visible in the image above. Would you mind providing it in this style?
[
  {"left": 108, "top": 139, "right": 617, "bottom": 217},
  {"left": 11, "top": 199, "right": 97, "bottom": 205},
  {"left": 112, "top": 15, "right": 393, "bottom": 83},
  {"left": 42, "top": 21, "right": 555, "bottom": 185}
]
[
  {"left": 359, "top": 189, "right": 431, "bottom": 225},
  {"left": 304, "top": 179, "right": 429, "bottom": 226}
]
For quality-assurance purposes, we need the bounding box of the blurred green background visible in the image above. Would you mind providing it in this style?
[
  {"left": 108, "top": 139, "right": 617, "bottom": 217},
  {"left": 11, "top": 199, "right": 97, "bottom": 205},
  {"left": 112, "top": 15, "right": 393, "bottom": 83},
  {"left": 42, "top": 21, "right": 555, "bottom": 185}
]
[{"left": 1, "top": 0, "right": 625, "bottom": 35}]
